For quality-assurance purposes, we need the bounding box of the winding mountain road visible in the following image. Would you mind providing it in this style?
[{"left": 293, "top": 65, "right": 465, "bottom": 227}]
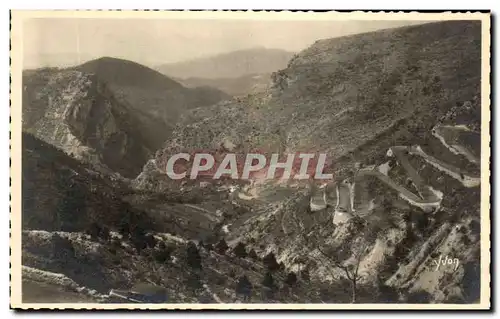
[{"left": 308, "top": 123, "right": 480, "bottom": 219}]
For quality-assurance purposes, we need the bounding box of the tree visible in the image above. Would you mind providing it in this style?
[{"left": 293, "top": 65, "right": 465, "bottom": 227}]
[
  {"left": 285, "top": 272, "right": 298, "bottom": 286},
  {"left": 128, "top": 224, "right": 150, "bottom": 253},
  {"left": 184, "top": 272, "right": 203, "bottom": 293},
  {"left": 57, "top": 181, "right": 87, "bottom": 232},
  {"left": 375, "top": 274, "right": 399, "bottom": 302},
  {"left": 186, "top": 241, "right": 202, "bottom": 270},
  {"left": 131, "top": 234, "right": 147, "bottom": 253},
  {"left": 154, "top": 243, "right": 173, "bottom": 264},
  {"left": 233, "top": 242, "right": 247, "bottom": 258},
  {"left": 262, "top": 271, "right": 275, "bottom": 289},
  {"left": 197, "top": 240, "right": 205, "bottom": 250},
  {"left": 51, "top": 233, "right": 75, "bottom": 261},
  {"left": 215, "top": 238, "right": 229, "bottom": 254},
  {"left": 300, "top": 268, "right": 310, "bottom": 282},
  {"left": 278, "top": 262, "right": 285, "bottom": 271},
  {"left": 87, "top": 222, "right": 110, "bottom": 242},
  {"left": 144, "top": 234, "right": 157, "bottom": 249},
  {"left": 248, "top": 249, "right": 258, "bottom": 260},
  {"left": 118, "top": 218, "right": 131, "bottom": 238},
  {"left": 461, "top": 261, "right": 480, "bottom": 303},
  {"left": 235, "top": 275, "right": 252, "bottom": 301},
  {"left": 406, "top": 290, "right": 432, "bottom": 303},
  {"left": 158, "top": 241, "right": 167, "bottom": 250},
  {"left": 300, "top": 226, "right": 370, "bottom": 303},
  {"left": 261, "top": 271, "right": 275, "bottom": 299},
  {"left": 86, "top": 222, "right": 102, "bottom": 240},
  {"left": 263, "top": 252, "right": 279, "bottom": 272},
  {"left": 109, "top": 237, "right": 122, "bottom": 257},
  {"left": 315, "top": 239, "right": 367, "bottom": 303},
  {"left": 100, "top": 225, "right": 110, "bottom": 242},
  {"left": 381, "top": 198, "right": 393, "bottom": 212}
]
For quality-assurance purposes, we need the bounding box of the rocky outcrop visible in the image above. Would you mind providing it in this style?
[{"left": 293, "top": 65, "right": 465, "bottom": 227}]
[
  {"left": 23, "top": 57, "right": 231, "bottom": 178},
  {"left": 23, "top": 69, "right": 162, "bottom": 178}
]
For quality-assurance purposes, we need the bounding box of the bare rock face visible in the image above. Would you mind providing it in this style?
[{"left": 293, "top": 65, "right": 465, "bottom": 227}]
[{"left": 23, "top": 69, "right": 154, "bottom": 178}]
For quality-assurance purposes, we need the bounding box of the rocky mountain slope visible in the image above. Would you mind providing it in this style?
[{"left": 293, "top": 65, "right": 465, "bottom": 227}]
[
  {"left": 154, "top": 21, "right": 480, "bottom": 163},
  {"left": 157, "top": 48, "right": 295, "bottom": 79},
  {"left": 22, "top": 58, "right": 230, "bottom": 177},
  {"left": 132, "top": 21, "right": 483, "bottom": 304},
  {"left": 21, "top": 132, "right": 347, "bottom": 304},
  {"left": 169, "top": 96, "right": 480, "bottom": 304}
]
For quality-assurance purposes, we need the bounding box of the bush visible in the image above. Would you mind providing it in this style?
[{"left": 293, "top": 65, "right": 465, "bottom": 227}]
[
  {"left": 185, "top": 272, "right": 203, "bottom": 292},
  {"left": 375, "top": 276, "right": 399, "bottom": 302},
  {"left": 144, "top": 234, "right": 157, "bottom": 249},
  {"left": 197, "top": 240, "right": 205, "bottom": 249},
  {"left": 131, "top": 234, "right": 147, "bottom": 253},
  {"left": 469, "top": 220, "right": 480, "bottom": 236},
  {"left": 100, "top": 225, "right": 110, "bottom": 241},
  {"left": 186, "top": 241, "right": 202, "bottom": 270},
  {"left": 215, "top": 238, "right": 229, "bottom": 254},
  {"left": 86, "top": 222, "right": 111, "bottom": 242},
  {"left": 462, "top": 262, "right": 480, "bottom": 303},
  {"left": 158, "top": 241, "right": 167, "bottom": 250},
  {"left": 233, "top": 242, "right": 247, "bottom": 258},
  {"left": 285, "top": 272, "right": 297, "bottom": 286},
  {"left": 406, "top": 290, "right": 431, "bottom": 303},
  {"left": 262, "top": 271, "right": 275, "bottom": 290},
  {"left": 86, "top": 222, "right": 102, "bottom": 240},
  {"left": 278, "top": 262, "right": 285, "bottom": 271},
  {"left": 236, "top": 275, "right": 253, "bottom": 301},
  {"left": 118, "top": 219, "right": 131, "bottom": 238},
  {"left": 111, "top": 237, "right": 122, "bottom": 250},
  {"left": 300, "top": 268, "right": 310, "bottom": 282},
  {"left": 248, "top": 249, "right": 259, "bottom": 260},
  {"left": 154, "top": 244, "right": 173, "bottom": 264},
  {"left": 51, "top": 233, "right": 75, "bottom": 260},
  {"left": 263, "top": 252, "right": 279, "bottom": 272}
]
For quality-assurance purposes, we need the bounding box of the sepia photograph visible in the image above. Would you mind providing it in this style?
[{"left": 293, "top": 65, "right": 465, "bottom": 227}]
[{"left": 9, "top": 10, "right": 491, "bottom": 310}]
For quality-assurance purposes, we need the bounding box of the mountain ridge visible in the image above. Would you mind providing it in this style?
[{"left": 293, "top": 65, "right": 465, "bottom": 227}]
[
  {"left": 22, "top": 57, "right": 230, "bottom": 177},
  {"left": 157, "top": 48, "right": 295, "bottom": 79}
]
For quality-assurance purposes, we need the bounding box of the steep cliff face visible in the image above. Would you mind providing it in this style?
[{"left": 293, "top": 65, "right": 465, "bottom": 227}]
[{"left": 23, "top": 69, "right": 159, "bottom": 178}]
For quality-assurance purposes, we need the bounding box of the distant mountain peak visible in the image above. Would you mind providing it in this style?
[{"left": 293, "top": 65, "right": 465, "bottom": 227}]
[{"left": 157, "top": 48, "right": 296, "bottom": 79}]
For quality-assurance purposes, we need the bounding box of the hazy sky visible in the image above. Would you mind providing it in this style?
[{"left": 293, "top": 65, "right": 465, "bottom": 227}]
[{"left": 23, "top": 19, "right": 426, "bottom": 69}]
